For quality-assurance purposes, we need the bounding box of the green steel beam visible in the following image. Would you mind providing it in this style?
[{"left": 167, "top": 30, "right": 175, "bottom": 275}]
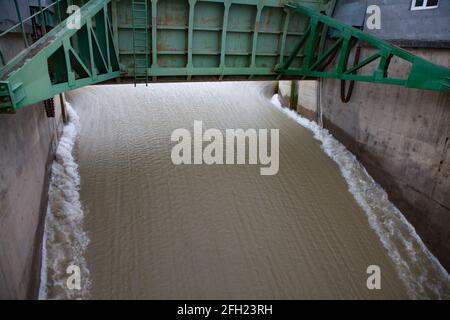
[
  {"left": 219, "top": 1, "right": 231, "bottom": 80},
  {"left": 150, "top": 0, "right": 158, "bottom": 81},
  {"left": 187, "top": 0, "right": 196, "bottom": 80},
  {"left": 276, "top": 4, "right": 450, "bottom": 92},
  {"left": 249, "top": 3, "right": 263, "bottom": 79},
  {"left": 0, "top": 0, "right": 120, "bottom": 113}
]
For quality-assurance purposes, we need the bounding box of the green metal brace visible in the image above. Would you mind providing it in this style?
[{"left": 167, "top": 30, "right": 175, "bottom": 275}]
[
  {"left": 276, "top": 4, "right": 450, "bottom": 93},
  {"left": 0, "top": 0, "right": 121, "bottom": 113}
]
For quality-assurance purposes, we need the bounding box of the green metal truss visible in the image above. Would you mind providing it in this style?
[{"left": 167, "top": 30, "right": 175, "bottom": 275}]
[
  {"left": 276, "top": 4, "right": 450, "bottom": 93},
  {"left": 0, "top": 0, "right": 120, "bottom": 113}
]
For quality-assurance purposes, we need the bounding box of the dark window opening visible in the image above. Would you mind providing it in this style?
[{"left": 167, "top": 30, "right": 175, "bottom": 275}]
[{"left": 411, "top": 0, "right": 439, "bottom": 10}]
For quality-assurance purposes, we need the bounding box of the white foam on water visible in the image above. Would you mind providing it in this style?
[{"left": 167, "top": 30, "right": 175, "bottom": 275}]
[
  {"left": 270, "top": 94, "right": 450, "bottom": 300},
  {"left": 38, "top": 102, "right": 90, "bottom": 300},
  {"left": 38, "top": 206, "right": 49, "bottom": 300}
]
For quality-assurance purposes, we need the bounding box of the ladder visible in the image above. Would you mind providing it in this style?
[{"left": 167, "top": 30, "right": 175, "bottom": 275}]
[{"left": 132, "top": 0, "right": 149, "bottom": 86}]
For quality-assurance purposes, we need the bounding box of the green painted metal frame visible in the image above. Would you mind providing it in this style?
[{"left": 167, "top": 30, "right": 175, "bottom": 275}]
[
  {"left": 114, "top": 0, "right": 332, "bottom": 81},
  {"left": 276, "top": 4, "right": 450, "bottom": 92},
  {"left": 0, "top": 0, "right": 120, "bottom": 113}
]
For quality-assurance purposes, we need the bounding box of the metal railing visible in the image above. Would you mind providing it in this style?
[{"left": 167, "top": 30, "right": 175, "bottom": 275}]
[{"left": 0, "top": 0, "right": 71, "bottom": 67}]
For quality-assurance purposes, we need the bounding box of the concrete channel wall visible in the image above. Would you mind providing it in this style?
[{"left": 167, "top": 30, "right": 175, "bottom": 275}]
[
  {"left": 318, "top": 48, "right": 450, "bottom": 272},
  {"left": 278, "top": 80, "right": 319, "bottom": 121},
  {"left": 0, "top": 98, "right": 63, "bottom": 299}
]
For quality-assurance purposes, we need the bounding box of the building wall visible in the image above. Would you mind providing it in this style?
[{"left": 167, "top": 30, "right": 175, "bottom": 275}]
[
  {"left": 365, "top": 0, "right": 450, "bottom": 47},
  {"left": 0, "top": 0, "right": 55, "bottom": 32},
  {"left": 320, "top": 47, "right": 450, "bottom": 271},
  {"left": 0, "top": 98, "right": 63, "bottom": 299},
  {"left": 334, "top": 0, "right": 450, "bottom": 47},
  {"left": 0, "top": 0, "right": 33, "bottom": 33},
  {"left": 0, "top": 33, "right": 31, "bottom": 66}
]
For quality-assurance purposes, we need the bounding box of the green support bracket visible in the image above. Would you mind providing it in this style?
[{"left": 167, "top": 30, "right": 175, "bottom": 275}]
[
  {"left": 0, "top": 0, "right": 121, "bottom": 113},
  {"left": 276, "top": 4, "right": 450, "bottom": 93}
]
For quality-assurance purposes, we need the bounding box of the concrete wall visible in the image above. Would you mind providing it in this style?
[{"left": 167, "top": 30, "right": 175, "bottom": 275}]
[
  {"left": 0, "top": 33, "right": 31, "bottom": 66},
  {"left": 0, "top": 98, "right": 63, "bottom": 299},
  {"left": 0, "top": 0, "right": 55, "bottom": 32},
  {"left": 278, "top": 80, "right": 319, "bottom": 121},
  {"left": 0, "top": 0, "right": 33, "bottom": 34},
  {"left": 320, "top": 47, "right": 450, "bottom": 271},
  {"left": 363, "top": 0, "right": 450, "bottom": 47}
]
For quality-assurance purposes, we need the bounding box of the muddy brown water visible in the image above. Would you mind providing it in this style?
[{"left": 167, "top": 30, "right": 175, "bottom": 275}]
[{"left": 62, "top": 82, "right": 427, "bottom": 299}]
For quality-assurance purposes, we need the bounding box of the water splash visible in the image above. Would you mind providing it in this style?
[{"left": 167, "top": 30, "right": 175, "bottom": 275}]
[
  {"left": 270, "top": 94, "right": 450, "bottom": 299},
  {"left": 39, "top": 102, "right": 90, "bottom": 300}
]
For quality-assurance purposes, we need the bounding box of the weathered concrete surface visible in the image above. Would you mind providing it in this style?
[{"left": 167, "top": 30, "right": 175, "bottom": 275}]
[
  {"left": 0, "top": 98, "right": 63, "bottom": 299},
  {"left": 0, "top": 34, "right": 30, "bottom": 66},
  {"left": 362, "top": 0, "right": 450, "bottom": 47},
  {"left": 279, "top": 80, "right": 318, "bottom": 121},
  {"left": 321, "top": 47, "right": 450, "bottom": 272}
]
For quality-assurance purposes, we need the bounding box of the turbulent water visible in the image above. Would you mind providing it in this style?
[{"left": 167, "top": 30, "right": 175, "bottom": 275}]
[
  {"left": 39, "top": 103, "right": 90, "bottom": 299},
  {"left": 40, "top": 82, "right": 450, "bottom": 299}
]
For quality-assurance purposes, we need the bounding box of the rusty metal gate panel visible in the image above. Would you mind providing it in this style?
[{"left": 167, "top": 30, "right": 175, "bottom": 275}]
[{"left": 114, "top": 0, "right": 333, "bottom": 82}]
